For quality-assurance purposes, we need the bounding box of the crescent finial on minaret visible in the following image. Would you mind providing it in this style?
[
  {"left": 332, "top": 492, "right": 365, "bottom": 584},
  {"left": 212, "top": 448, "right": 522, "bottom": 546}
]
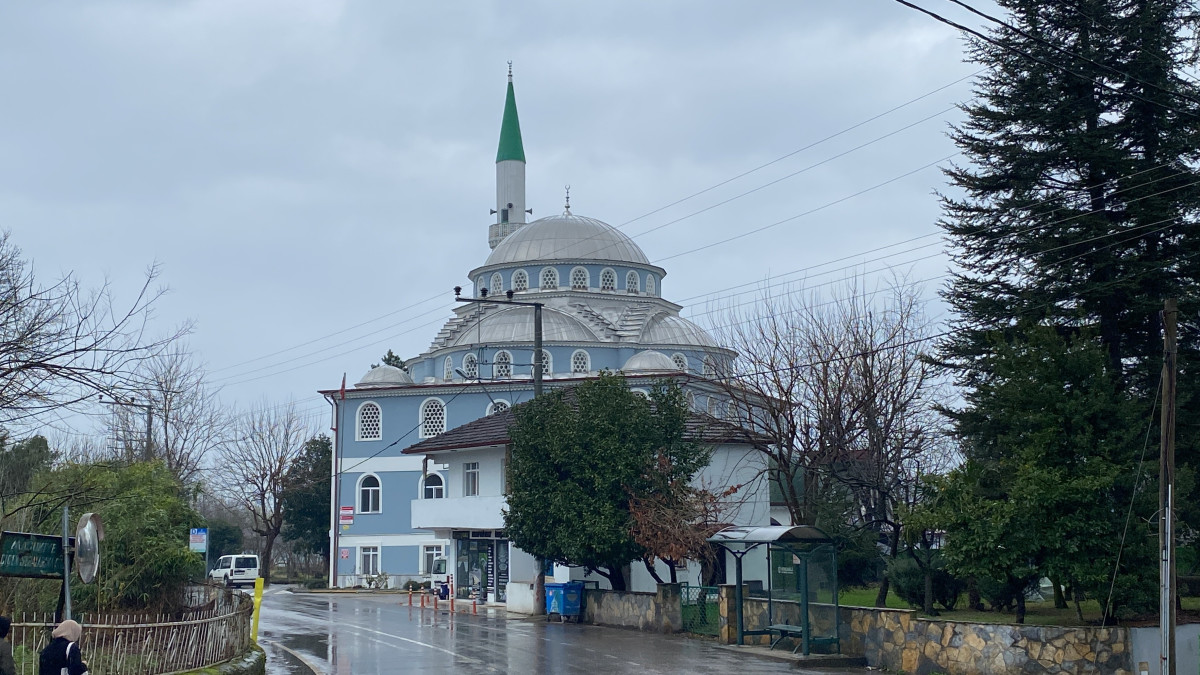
[
  {"left": 508, "top": 61, "right": 513, "bottom": 81},
  {"left": 564, "top": 185, "right": 572, "bottom": 214}
]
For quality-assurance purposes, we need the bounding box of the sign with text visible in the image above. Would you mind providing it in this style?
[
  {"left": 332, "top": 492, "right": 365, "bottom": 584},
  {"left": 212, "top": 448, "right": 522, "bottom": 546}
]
[
  {"left": 0, "top": 531, "right": 70, "bottom": 579},
  {"left": 339, "top": 506, "right": 354, "bottom": 525},
  {"left": 339, "top": 548, "right": 350, "bottom": 560},
  {"left": 189, "top": 528, "right": 208, "bottom": 553}
]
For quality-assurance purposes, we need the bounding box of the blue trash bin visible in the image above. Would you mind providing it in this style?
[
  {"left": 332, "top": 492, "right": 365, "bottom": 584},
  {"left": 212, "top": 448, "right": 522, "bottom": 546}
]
[{"left": 545, "top": 581, "right": 584, "bottom": 622}]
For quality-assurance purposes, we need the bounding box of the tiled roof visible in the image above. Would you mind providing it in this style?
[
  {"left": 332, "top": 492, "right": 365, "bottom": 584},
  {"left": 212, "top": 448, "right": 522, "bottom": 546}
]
[{"left": 401, "top": 396, "right": 774, "bottom": 456}]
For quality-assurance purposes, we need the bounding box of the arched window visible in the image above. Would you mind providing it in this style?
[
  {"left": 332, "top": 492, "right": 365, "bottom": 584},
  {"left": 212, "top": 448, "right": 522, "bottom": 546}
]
[
  {"left": 626, "top": 270, "right": 640, "bottom": 294},
  {"left": 512, "top": 269, "right": 529, "bottom": 292},
  {"left": 491, "top": 272, "right": 503, "bottom": 293},
  {"left": 570, "top": 267, "right": 589, "bottom": 290},
  {"left": 703, "top": 357, "right": 716, "bottom": 377},
  {"left": 646, "top": 274, "right": 656, "bottom": 296},
  {"left": 420, "top": 398, "right": 446, "bottom": 438},
  {"left": 632, "top": 389, "right": 651, "bottom": 400},
  {"left": 494, "top": 350, "right": 512, "bottom": 378},
  {"left": 671, "top": 353, "right": 688, "bottom": 372},
  {"left": 477, "top": 277, "right": 486, "bottom": 297},
  {"left": 540, "top": 267, "right": 558, "bottom": 290},
  {"left": 535, "top": 349, "right": 552, "bottom": 376},
  {"left": 358, "top": 474, "right": 381, "bottom": 513},
  {"left": 422, "top": 473, "right": 444, "bottom": 499},
  {"left": 356, "top": 402, "right": 382, "bottom": 441},
  {"left": 686, "top": 391, "right": 697, "bottom": 411},
  {"left": 600, "top": 268, "right": 616, "bottom": 291},
  {"left": 571, "top": 349, "right": 590, "bottom": 374},
  {"left": 463, "top": 353, "right": 478, "bottom": 379},
  {"left": 443, "top": 356, "right": 454, "bottom": 381},
  {"left": 487, "top": 399, "right": 511, "bottom": 416}
]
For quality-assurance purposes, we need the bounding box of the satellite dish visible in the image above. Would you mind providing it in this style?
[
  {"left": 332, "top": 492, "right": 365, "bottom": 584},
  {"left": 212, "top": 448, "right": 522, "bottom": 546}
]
[{"left": 75, "top": 513, "right": 104, "bottom": 584}]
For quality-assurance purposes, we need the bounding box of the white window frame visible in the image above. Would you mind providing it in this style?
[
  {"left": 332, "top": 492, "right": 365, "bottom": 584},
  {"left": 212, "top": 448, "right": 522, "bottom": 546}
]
[
  {"left": 443, "top": 356, "right": 454, "bottom": 381},
  {"left": 540, "top": 267, "right": 558, "bottom": 290},
  {"left": 570, "top": 349, "right": 590, "bottom": 375},
  {"left": 487, "top": 399, "right": 511, "bottom": 416},
  {"left": 357, "top": 473, "right": 382, "bottom": 514},
  {"left": 494, "top": 350, "right": 513, "bottom": 378},
  {"left": 600, "top": 268, "right": 617, "bottom": 291},
  {"left": 570, "top": 266, "right": 589, "bottom": 290},
  {"left": 671, "top": 353, "right": 688, "bottom": 372},
  {"left": 421, "top": 544, "right": 445, "bottom": 575},
  {"left": 646, "top": 274, "right": 656, "bottom": 296},
  {"left": 626, "top": 270, "right": 640, "bottom": 294},
  {"left": 490, "top": 272, "right": 503, "bottom": 293},
  {"left": 512, "top": 269, "right": 529, "bottom": 292},
  {"left": 463, "top": 353, "right": 478, "bottom": 379},
  {"left": 632, "top": 389, "right": 651, "bottom": 400},
  {"left": 359, "top": 545, "right": 380, "bottom": 576},
  {"left": 421, "top": 472, "right": 445, "bottom": 499},
  {"left": 419, "top": 397, "right": 447, "bottom": 438},
  {"left": 686, "top": 391, "right": 697, "bottom": 410},
  {"left": 463, "top": 462, "right": 480, "bottom": 497},
  {"left": 355, "top": 402, "right": 382, "bottom": 441}
]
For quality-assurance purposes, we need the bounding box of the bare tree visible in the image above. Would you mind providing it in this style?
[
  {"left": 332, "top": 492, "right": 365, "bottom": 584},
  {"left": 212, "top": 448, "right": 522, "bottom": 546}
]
[
  {"left": 710, "top": 276, "right": 954, "bottom": 605},
  {"left": 0, "top": 232, "right": 186, "bottom": 429},
  {"left": 109, "top": 344, "right": 231, "bottom": 486},
  {"left": 220, "top": 401, "right": 310, "bottom": 585}
]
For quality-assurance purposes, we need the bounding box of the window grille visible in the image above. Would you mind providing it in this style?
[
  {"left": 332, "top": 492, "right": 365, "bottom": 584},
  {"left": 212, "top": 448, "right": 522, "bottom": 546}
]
[
  {"left": 357, "top": 403, "right": 382, "bottom": 441},
  {"left": 488, "top": 400, "right": 511, "bottom": 415},
  {"left": 420, "top": 399, "right": 446, "bottom": 437},
  {"left": 359, "top": 475, "right": 381, "bottom": 513},
  {"left": 571, "top": 350, "right": 590, "bottom": 374},
  {"left": 600, "top": 268, "right": 616, "bottom": 291},
  {"left": 540, "top": 267, "right": 558, "bottom": 290},
  {"left": 703, "top": 358, "right": 716, "bottom": 377},
  {"left": 626, "top": 270, "right": 640, "bottom": 294},
  {"left": 491, "top": 272, "right": 503, "bottom": 293},
  {"left": 536, "top": 349, "right": 552, "bottom": 375},
  {"left": 672, "top": 353, "right": 688, "bottom": 372},
  {"left": 513, "top": 270, "right": 528, "bottom": 292},
  {"left": 477, "top": 277, "right": 486, "bottom": 296},
  {"left": 570, "top": 267, "right": 589, "bottom": 290},
  {"left": 494, "top": 350, "right": 512, "bottom": 377},
  {"left": 646, "top": 274, "right": 656, "bottom": 296},
  {"left": 444, "top": 356, "right": 453, "bottom": 381},
  {"left": 463, "top": 353, "right": 478, "bottom": 379}
]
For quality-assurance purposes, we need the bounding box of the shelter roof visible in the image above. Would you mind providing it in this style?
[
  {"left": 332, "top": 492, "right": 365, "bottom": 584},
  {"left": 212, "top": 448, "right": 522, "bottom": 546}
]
[{"left": 707, "top": 525, "right": 832, "bottom": 545}]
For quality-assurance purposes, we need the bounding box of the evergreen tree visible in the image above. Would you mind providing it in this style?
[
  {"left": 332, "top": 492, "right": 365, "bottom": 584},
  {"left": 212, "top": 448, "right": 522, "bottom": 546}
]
[{"left": 935, "top": 0, "right": 1200, "bottom": 613}]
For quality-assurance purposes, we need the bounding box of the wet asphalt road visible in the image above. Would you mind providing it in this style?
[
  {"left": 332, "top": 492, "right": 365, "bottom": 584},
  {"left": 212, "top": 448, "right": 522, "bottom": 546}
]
[{"left": 256, "top": 589, "right": 854, "bottom": 674}]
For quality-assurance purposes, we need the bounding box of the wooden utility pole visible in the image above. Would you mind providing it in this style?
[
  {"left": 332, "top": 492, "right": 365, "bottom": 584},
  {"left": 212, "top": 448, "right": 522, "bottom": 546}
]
[{"left": 1160, "top": 298, "right": 1177, "bottom": 675}]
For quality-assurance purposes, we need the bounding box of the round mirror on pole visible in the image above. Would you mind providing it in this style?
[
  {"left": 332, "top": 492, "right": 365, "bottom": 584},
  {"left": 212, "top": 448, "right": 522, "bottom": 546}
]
[{"left": 75, "top": 513, "right": 104, "bottom": 583}]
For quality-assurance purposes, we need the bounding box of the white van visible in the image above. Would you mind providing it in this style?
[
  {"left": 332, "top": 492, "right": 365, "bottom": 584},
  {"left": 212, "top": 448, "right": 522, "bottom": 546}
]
[{"left": 209, "top": 554, "right": 260, "bottom": 587}]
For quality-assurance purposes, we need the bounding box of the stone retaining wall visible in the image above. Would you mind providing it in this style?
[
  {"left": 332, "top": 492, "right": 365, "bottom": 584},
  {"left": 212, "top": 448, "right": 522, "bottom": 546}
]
[
  {"left": 584, "top": 584, "right": 682, "bottom": 633},
  {"left": 718, "top": 586, "right": 1133, "bottom": 674}
]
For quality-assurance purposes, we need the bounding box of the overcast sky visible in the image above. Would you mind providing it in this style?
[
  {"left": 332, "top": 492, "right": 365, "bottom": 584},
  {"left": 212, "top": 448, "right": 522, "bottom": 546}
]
[{"left": 2, "top": 1, "right": 991, "bottom": 440}]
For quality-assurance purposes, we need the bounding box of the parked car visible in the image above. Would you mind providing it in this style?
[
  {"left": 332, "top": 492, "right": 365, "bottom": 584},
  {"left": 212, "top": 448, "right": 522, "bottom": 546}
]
[{"left": 209, "top": 554, "right": 261, "bottom": 587}]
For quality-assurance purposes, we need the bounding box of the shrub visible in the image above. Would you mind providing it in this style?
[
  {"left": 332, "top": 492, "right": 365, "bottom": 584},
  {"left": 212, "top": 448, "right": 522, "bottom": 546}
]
[
  {"left": 886, "top": 551, "right": 964, "bottom": 610},
  {"left": 976, "top": 574, "right": 1039, "bottom": 612}
]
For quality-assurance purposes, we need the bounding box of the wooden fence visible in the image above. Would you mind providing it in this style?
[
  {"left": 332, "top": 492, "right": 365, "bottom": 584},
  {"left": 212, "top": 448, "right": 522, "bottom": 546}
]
[{"left": 8, "top": 585, "right": 253, "bottom": 675}]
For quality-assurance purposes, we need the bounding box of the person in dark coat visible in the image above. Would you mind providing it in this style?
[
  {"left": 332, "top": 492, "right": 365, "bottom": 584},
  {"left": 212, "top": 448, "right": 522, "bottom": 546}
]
[
  {"left": 38, "top": 619, "right": 87, "bottom": 675},
  {"left": 0, "top": 615, "right": 16, "bottom": 675}
]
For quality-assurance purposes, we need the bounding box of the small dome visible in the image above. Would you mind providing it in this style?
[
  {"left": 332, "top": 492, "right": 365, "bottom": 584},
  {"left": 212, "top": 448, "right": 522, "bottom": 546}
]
[
  {"left": 640, "top": 313, "right": 719, "bottom": 348},
  {"left": 356, "top": 365, "right": 414, "bottom": 387},
  {"left": 622, "top": 350, "right": 680, "bottom": 373},
  {"left": 449, "top": 306, "right": 597, "bottom": 346},
  {"left": 485, "top": 214, "right": 650, "bottom": 266}
]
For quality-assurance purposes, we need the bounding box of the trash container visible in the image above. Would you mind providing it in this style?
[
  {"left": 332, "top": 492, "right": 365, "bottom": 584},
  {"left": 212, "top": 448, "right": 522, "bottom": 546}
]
[{"left": 545, "top": 581, "right": 584, "bottom": 622}]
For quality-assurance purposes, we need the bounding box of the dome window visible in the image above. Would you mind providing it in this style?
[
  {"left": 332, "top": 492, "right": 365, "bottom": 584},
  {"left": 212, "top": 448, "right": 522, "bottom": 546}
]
[
  {"left": 356, "top": 402, "right": 382, "bottom": 441},
  {"left": 703, "top": 357, "right": 716, "bottom": 377},
  {"left": 494, "top": 350, "right": 513, "bottom": 378},
  {"left": 571, "top": 349, "right": 590, "bottom": 375},
  {"left": 600, "top": 268, "right": 616, "bottom": 291},
  {"left": 443, "top": 356, "right": 454, "bottom": 381},
  {"left": 463, "top": 353, "right": 478, "bottom": 379},
  {"left": 491, "top": 273, "right": 503, "bottom": 293},
  {"left": 512, "top": 269, "right": 529, "bottom": 292},
  {"left": 646, "top": 274, "right": 656, "bottom": 296},
  {"left": 487, "top": 399, "right": 511, "bottom": 416},
  {"left": 535, "top": 349, "right": 552, "bottom": 376},
  {"left": 626, "top": 271, "right": 640, "bottom": 294},
  {"left": 540, "top": 267, "right": 558, "bottom": 290},
  {"left": 570, "top": 267, "right": 589, "bottom": 290},
  {"left": 477, "top": 277, "right": 486, "bottom": 297},
  {"left": 420, "top": 398, "right": 446, "bottom": 438},
  {"left": 672, "top": 353, "right": 688, "bottom": 372},
  {"left": 686, "top": 391, "right": 697, "bottom": 411}
]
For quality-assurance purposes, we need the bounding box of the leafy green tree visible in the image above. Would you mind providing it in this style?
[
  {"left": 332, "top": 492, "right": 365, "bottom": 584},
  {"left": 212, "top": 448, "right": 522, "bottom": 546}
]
[
  {"left": 206, "top": 519, "right": 244, "bottom": 565},
  {"left": 281, "top": 435, "right": 332, "bottom": 562},
  {"left": 922, "top": 327, "right": 1154, "bottom": 621},
  {"left": 0, "top": 435, "right": 54, "bottom": 506},
  {"left": 504, "top": 374, "right": 707, "bottom": 590},
  {"left": 372, "top": 350, "right": 408, "bottom": 372}
]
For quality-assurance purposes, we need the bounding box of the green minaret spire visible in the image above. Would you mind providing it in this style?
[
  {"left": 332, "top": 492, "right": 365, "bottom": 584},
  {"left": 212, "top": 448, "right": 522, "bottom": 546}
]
[{"left": 496, "top": 65, "right": 525, "bottom": 163}]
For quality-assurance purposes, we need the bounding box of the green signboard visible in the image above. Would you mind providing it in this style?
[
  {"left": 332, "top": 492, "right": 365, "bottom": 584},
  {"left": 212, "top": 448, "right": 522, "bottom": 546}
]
[{"left": 0, "top": 531, "right": 69, "bottom": 579}]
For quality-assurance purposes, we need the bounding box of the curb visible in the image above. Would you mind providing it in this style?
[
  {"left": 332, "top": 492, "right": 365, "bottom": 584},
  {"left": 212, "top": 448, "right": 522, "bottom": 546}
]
[{"left": 176, "top": 644, "right": 265, "bottom": 675}]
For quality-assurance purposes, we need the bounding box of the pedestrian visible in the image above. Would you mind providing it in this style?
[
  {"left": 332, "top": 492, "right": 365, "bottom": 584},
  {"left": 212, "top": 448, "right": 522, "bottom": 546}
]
[
  {"left": 0, "top": 615, "right": 15, "bottom": 675},
  {"left": 38, "top": 619, "right": 87, "bottom": 675}
]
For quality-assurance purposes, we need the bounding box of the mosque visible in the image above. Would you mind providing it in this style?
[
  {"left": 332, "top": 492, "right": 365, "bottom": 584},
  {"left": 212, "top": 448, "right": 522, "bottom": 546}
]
[{"left": 321, "top": 70, "right": 770, "bottom": 603}]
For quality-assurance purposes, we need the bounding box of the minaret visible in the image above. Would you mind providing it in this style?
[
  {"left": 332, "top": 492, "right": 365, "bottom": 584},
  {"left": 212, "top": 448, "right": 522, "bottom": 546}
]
[{"left": 489, "top": 63, "right": 528, "bottom": 249}]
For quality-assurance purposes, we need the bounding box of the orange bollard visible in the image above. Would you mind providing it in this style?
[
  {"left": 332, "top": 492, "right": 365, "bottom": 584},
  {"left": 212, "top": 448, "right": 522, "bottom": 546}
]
[
  {"left": 472, "top": 600, "right": 477, "bottom": 615},
  {"left": 434, "top": 594, "right": 439, "bottom": 610},
  {"left": 421, "top": 593, "right": 426, "bottom": 608},
  {"left": 408, "top": 589, "right": 413, "bottom": 606}
]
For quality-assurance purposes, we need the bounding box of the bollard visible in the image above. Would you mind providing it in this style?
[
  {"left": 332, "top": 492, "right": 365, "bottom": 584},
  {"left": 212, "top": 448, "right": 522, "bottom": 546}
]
[
  {"left": 408, "top": 589, "right": 412, "bottom": 606},
  {"left": 434, "top": 594, "right": 439, "bottom": 610},
  {"left": 472, "top": 600, "right": 477, "bottom": 615},
  {"left": 421, "top": 593, "right": 426, "bottom": 608}
]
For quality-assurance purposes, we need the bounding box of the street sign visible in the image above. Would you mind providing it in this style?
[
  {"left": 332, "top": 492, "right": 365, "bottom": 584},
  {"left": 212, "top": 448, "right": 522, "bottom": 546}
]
[
  {"left": 0, "top": 531, "right": 71, "bottom": 579},
  {"left": 339, "top": 506, "right": 354, "bottom": 525},
  {"left": 189, "top": 528, "right": 208, "bottom": 553},
  {"left": 339, "top": 548, "right": 350, "bottom": 560}
]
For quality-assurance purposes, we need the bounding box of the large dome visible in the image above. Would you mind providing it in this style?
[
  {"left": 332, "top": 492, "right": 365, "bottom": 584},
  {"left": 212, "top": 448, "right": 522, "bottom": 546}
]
[
  {"left": 485, "top": 214, "right": 650, "bottom": 266},
  {"left": 449, "top": 306, "right": 597, "bottom": 346},
  {"left": 640, "top": 313, "right": 720, "bottom": 348}
]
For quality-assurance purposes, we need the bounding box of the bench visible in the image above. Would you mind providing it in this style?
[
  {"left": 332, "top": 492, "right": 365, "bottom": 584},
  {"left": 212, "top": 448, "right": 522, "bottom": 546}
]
[{"left": 767, "top": 624, "right": 841, "bottom": 655}]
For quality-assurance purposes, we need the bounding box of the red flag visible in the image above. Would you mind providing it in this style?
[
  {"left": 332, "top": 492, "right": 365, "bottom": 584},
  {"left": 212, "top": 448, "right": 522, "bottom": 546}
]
[{"left": 339, "top": 373, "right": 346, "bottom": 400}]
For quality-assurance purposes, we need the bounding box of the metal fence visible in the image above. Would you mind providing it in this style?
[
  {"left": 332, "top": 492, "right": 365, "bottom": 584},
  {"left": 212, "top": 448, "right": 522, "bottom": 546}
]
[
  {"left": 8, "top": 585, "right": 253, "bottom": 675},
  {"left": 680, "top": 583, "right": 719, "bottom": 635}
]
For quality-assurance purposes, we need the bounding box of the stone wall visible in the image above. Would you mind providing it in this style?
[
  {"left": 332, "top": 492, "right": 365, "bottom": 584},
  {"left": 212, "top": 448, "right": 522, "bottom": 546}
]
[
  {"left": 717, "top": 586, "right": 1133, "bottom": 674},
  {"left": 584, "top": 584, "right": 682, "bottom": 633}
]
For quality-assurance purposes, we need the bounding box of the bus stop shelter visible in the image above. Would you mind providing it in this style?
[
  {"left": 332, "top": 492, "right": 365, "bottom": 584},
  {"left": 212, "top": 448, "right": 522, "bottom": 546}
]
[{"left": 707, "top": 525, "right": 840, "bottom": 655}]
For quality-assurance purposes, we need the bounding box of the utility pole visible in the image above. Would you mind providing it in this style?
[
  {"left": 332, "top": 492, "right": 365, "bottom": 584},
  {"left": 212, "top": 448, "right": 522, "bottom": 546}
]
[
  {"left": 454, "top": 285, "right": 545, "bottom": 614},
  {"left": 1160, "top": 298, "right": 1177, "bottom": 675}
]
